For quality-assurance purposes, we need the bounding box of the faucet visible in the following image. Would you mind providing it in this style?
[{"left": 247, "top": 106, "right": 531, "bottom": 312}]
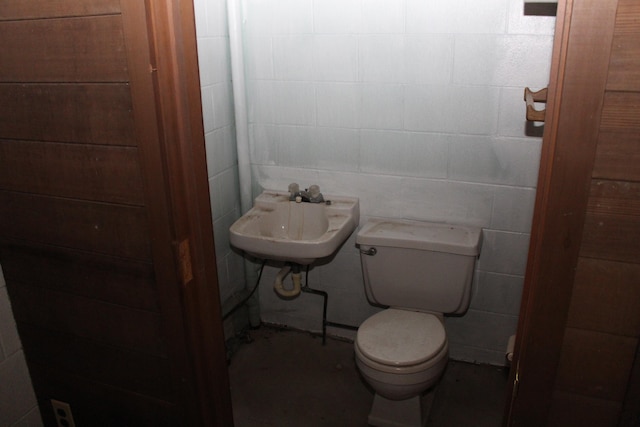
[{"left": 288, "top": 183, "right": 325, "bottom": 203}]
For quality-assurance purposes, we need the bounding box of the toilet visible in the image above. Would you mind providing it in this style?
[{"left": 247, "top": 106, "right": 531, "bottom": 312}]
[{"left": 355, "top": 218, "right": 482, "bottom": 427}]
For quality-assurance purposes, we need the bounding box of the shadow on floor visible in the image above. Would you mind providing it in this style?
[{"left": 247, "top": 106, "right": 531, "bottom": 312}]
[{"left": 228, "top": 326, "right": 509, "bottom": 427}]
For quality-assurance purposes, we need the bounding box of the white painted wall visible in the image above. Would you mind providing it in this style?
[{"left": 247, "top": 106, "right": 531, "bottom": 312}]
[
  {"left": 194, "top": 0, "right": 555, "bottom": 365},
  {"left": 0, "top": 265, "right": 42, "bottom": 427}
]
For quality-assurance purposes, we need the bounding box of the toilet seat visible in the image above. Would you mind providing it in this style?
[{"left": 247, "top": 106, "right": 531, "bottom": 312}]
[{"left": 356, "top": 309, "right": 446, "bottom": 370}]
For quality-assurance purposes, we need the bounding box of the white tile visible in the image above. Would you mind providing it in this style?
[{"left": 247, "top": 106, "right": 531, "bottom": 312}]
[
  {"left": 271, "top": 0, "right": 314, "bottom": 34},
  {"left": 404, "top": 85, "right": 500, "bottom": 135},
  {"left": 470, "top": 271, "right": 524, "bottom": 315},
  {"left": 405, "top": 35, "right": 454, "bottom": 85},
  {"left": 0, "top": 352, "right": 38, "bottom": 427},
  {"left": 205, "top": 0, "right": 229, "bottom": 37},
  {"left": 249, "top": 124, "right": 280, "bottom": 165},
  {"left": 478, "top": 229, "right": 531, "bottom": 276},
  {"left": 491, "top": 186, "right": 536, "bottom": 232},
  {"left": 313, "top": 0, "right": 362, "bottom": 34},
  {"left": 243, "top": 0, "right": 277, "bottom": 34},
  {"left": 244, "top": 34, "right": 274, "bottom": 80},
  {"left": 0, "top": 286, "right": 22, "bottom": 358},
  {"left": 273, "top": 81, "right": 316, "bottom": 125},
  {"left": 397, "top": 178, "right": 494, "bottom": 227},
  {"left": 10, "top": 405, "right": 43, "bottom": 427},
  {"left": 220, "top": 167, "right": 241, "bottom": 216},
  {"left": 313, "top": 35, "right": 358, "bottom": 82},
  {"left": 507, "top": 0, "right": 556, "bottom": 35},
  {"left": 279, "top": 126, "right": 360, "bottom": 171},
  {"left": 200, "top": 86, "right": 215, "bottom": 133},
  {"left": 359, "top": 35, "right": 405, "bottom": 83},
  {"left": 406, "top": 0, "right": 508, "bottom": 34},
  {"left": 360, "top": 84, "right": 404, "bottom": 130},
  {"left": 445, "top": 309, "right": 519, "bottom": 353},
  {"left": 448, "top": 136, "right": 542, "bottom": 187},
  {"left": 315, "top": 83, "right": 361, "bottom": 128},
  {"left": 453, "top": 35, "right": 554, "bottom": 87},
  {"left": 205, "top": 126, "right": 237, "bottom": 177},
  {"left": 212, "top": 82, "right": 235, "bottom": 129},
  {"left": 193, "top": 0, "right": 209, "bottom": 37},
  {"left": 273, "top": 35, "right": 314, "bottom": 81},
  {"left": 248, "top": 80, "right": 276, "bottom": 124},
  {"left": 362, "top": 0, "right": 405, "bottom": 34},
  {"left": 359, "top": 130, "right": 448, "bottom": 178}
]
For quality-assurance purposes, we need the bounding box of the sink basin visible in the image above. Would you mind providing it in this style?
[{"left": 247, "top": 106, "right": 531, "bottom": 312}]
[{"left": 229, "top": 190, "right": 359, "bottom": 265}]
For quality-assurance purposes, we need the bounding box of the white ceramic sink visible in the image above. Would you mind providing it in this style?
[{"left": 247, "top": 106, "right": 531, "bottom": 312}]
[{"left": 229, "top": 190, "right": 359, "bottom": 265}]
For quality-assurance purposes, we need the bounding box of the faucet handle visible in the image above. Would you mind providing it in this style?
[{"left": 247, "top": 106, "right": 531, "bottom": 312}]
[
  {"left": 288, "top": 183, "right": 300, "bottom": 194},
  {"left": 308, "top": 184, "right": 321, "bottom": 198}
]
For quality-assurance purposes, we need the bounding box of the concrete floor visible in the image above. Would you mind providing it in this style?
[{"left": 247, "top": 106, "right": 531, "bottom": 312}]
[{"left": 228, "top": 326, "right": 509, "bottom": 427}]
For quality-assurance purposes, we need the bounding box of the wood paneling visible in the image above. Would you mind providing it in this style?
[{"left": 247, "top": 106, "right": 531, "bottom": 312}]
[
  {"left": 581, "top": 180, "right": 640, "bottom": 263},
  {"left": 28, "top": 362, "right": 179, "bottom": 427},
  {"left": 568, "top": 258, "right": 640, "bottom": 337},
  {"left": 0, "top": 16, "right": 127, "bottom": 82},
  {"left": 0, "top": 1, "right": 120, "bottom": 21},
  {"left": 0, "top": 243, "right": 158, "bottom": 311},
  {"left": 0, "top": 191, "right": 151, "bottom": 260},
  {"left": 0, "top": 84, "right": 136, "bottom": 145},
  {"left": 19, "top": 324, "right": 173, "bottom": 401},
  {"left": 607, "top": 0, "right": 640, "bottom": 91},
  {"left": 0, "top": 140, "right": 144, "bottom": 204},
  {"left": 548, "top": 391, "right": 621, "bottom": 427},
  {"left": 9, "top": 282, "right": 166, "bottom": 357},
  {"left": 555, "top": 328, "right": 637, "bottom": 401},
  {"left": 600, "top": 92, "right": 640, "bottom": 133},
  {"left": 593, "top": 132, "right": 640, "bottom": 181}
]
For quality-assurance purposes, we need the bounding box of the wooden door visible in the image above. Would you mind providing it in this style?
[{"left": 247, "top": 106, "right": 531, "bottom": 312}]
[
  {"left": 0, "top": 1, "right": 232, "bottom": 426},
  {"left": 505, "top": 0, "right": 640, "bottom": 425}
]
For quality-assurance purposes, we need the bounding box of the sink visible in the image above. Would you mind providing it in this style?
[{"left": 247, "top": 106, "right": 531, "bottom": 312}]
[{"left": 229, "top": 190, "right": 359, "bottom": 265}]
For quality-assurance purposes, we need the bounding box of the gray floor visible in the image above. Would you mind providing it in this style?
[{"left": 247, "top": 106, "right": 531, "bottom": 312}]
[{"left": 228, "top": 326, "right": 509, "bottom": 427}]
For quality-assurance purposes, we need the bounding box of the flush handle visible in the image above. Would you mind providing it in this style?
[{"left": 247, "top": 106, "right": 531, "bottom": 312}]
[{"left": 360, "top": 247, "right": 377, "bottom": 256}]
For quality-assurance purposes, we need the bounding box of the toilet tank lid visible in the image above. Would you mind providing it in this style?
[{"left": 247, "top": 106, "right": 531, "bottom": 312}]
[{"left": 356, "top": 218, "right": 482, "bottom": 256}]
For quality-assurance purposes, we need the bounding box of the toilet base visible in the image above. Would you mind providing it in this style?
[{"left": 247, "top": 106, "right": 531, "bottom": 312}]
[{"left": 368, "top": 389, "right": 436, "bottom": 427}]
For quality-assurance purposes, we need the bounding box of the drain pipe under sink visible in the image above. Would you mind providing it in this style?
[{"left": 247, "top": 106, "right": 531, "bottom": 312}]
[{"left": 273, "top": 265, "right": 302, "bottom": 298}]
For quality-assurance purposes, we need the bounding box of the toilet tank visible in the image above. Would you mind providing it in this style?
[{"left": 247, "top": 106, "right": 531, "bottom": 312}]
[{"left": 356, "top": 219, "right": 482, "bottom": 314}]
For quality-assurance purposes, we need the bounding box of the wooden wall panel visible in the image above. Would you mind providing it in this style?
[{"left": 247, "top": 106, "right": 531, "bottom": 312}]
[
  {"left": 28, "top": 363, "right": 179, "bottom": 427},
  {"left": 568, "top": 258, "right": 640, "bottom": 337},
  {"left": 0, "top": 191, "right": 151, "bottom": 260},
  {"left": 0, "top": 84, "right": 136, "bottom": 145},
  {"left": 9, "top": 282, "right": 167, "bottom": 357},
  {"left": 555, "top": 328, "right": 637, "bottom": 402},
  {"left": 19, "top": 324, "right": 173, "bottom": 401},
  {"left": 593, "top": 132, "right": 640, "bottom": 181},
  {"left": 600, "top": 92, "right": 640, "bottom": 133},
  {"left": 0, "top": 16, "right": 128, "bottom": 82},
  {"left": 0, "top": 140, "right": 144, "bottom": 205},
  {"left": 607, "top": 0, "right": 640, "bottom": 92},
  {"left": 0, "top": 0, "right": 120, "bottom": 21},
  {"left": 581, "top": 180, "right": 640, "bottom": 263},
  {"left": 547, "top": 391, "right": 621, "bottom": 427},
  {"left": 0, "top": 243, "right": 158, "bottom": 311}
]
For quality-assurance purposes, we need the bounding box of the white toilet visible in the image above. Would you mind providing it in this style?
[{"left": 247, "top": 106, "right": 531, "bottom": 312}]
[{"left": 355, "top": 218, "right": 482, "bottom": 427}]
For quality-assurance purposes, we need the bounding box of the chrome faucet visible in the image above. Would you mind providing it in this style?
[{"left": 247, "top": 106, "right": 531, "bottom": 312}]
[{"left": 288, "top": 183, "right": 325, "bottom": 203}]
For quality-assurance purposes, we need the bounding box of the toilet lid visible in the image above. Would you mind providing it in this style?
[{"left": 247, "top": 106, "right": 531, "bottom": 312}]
[{"left": 356, "top": 309, "right": 446, "bottom": 367}]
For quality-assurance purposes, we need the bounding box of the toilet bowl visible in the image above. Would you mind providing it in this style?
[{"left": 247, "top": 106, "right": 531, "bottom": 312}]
[
  {"left": 355, "top": 218, "right": 482, "bottom": 427},
  {"left": 355, "top": 309, "right": 448, "bottom": 401}
]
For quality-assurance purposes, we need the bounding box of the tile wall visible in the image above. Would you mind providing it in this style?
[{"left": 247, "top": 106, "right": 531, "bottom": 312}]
[
  {"left": 193, "top": 0, "right": 248, "bottom": 335},
  {"left": 0, "top": 265, "right": 42, "bottom": 426},
  {"left": 241, "top": 0, "right": 556, "bottom": 365}
]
